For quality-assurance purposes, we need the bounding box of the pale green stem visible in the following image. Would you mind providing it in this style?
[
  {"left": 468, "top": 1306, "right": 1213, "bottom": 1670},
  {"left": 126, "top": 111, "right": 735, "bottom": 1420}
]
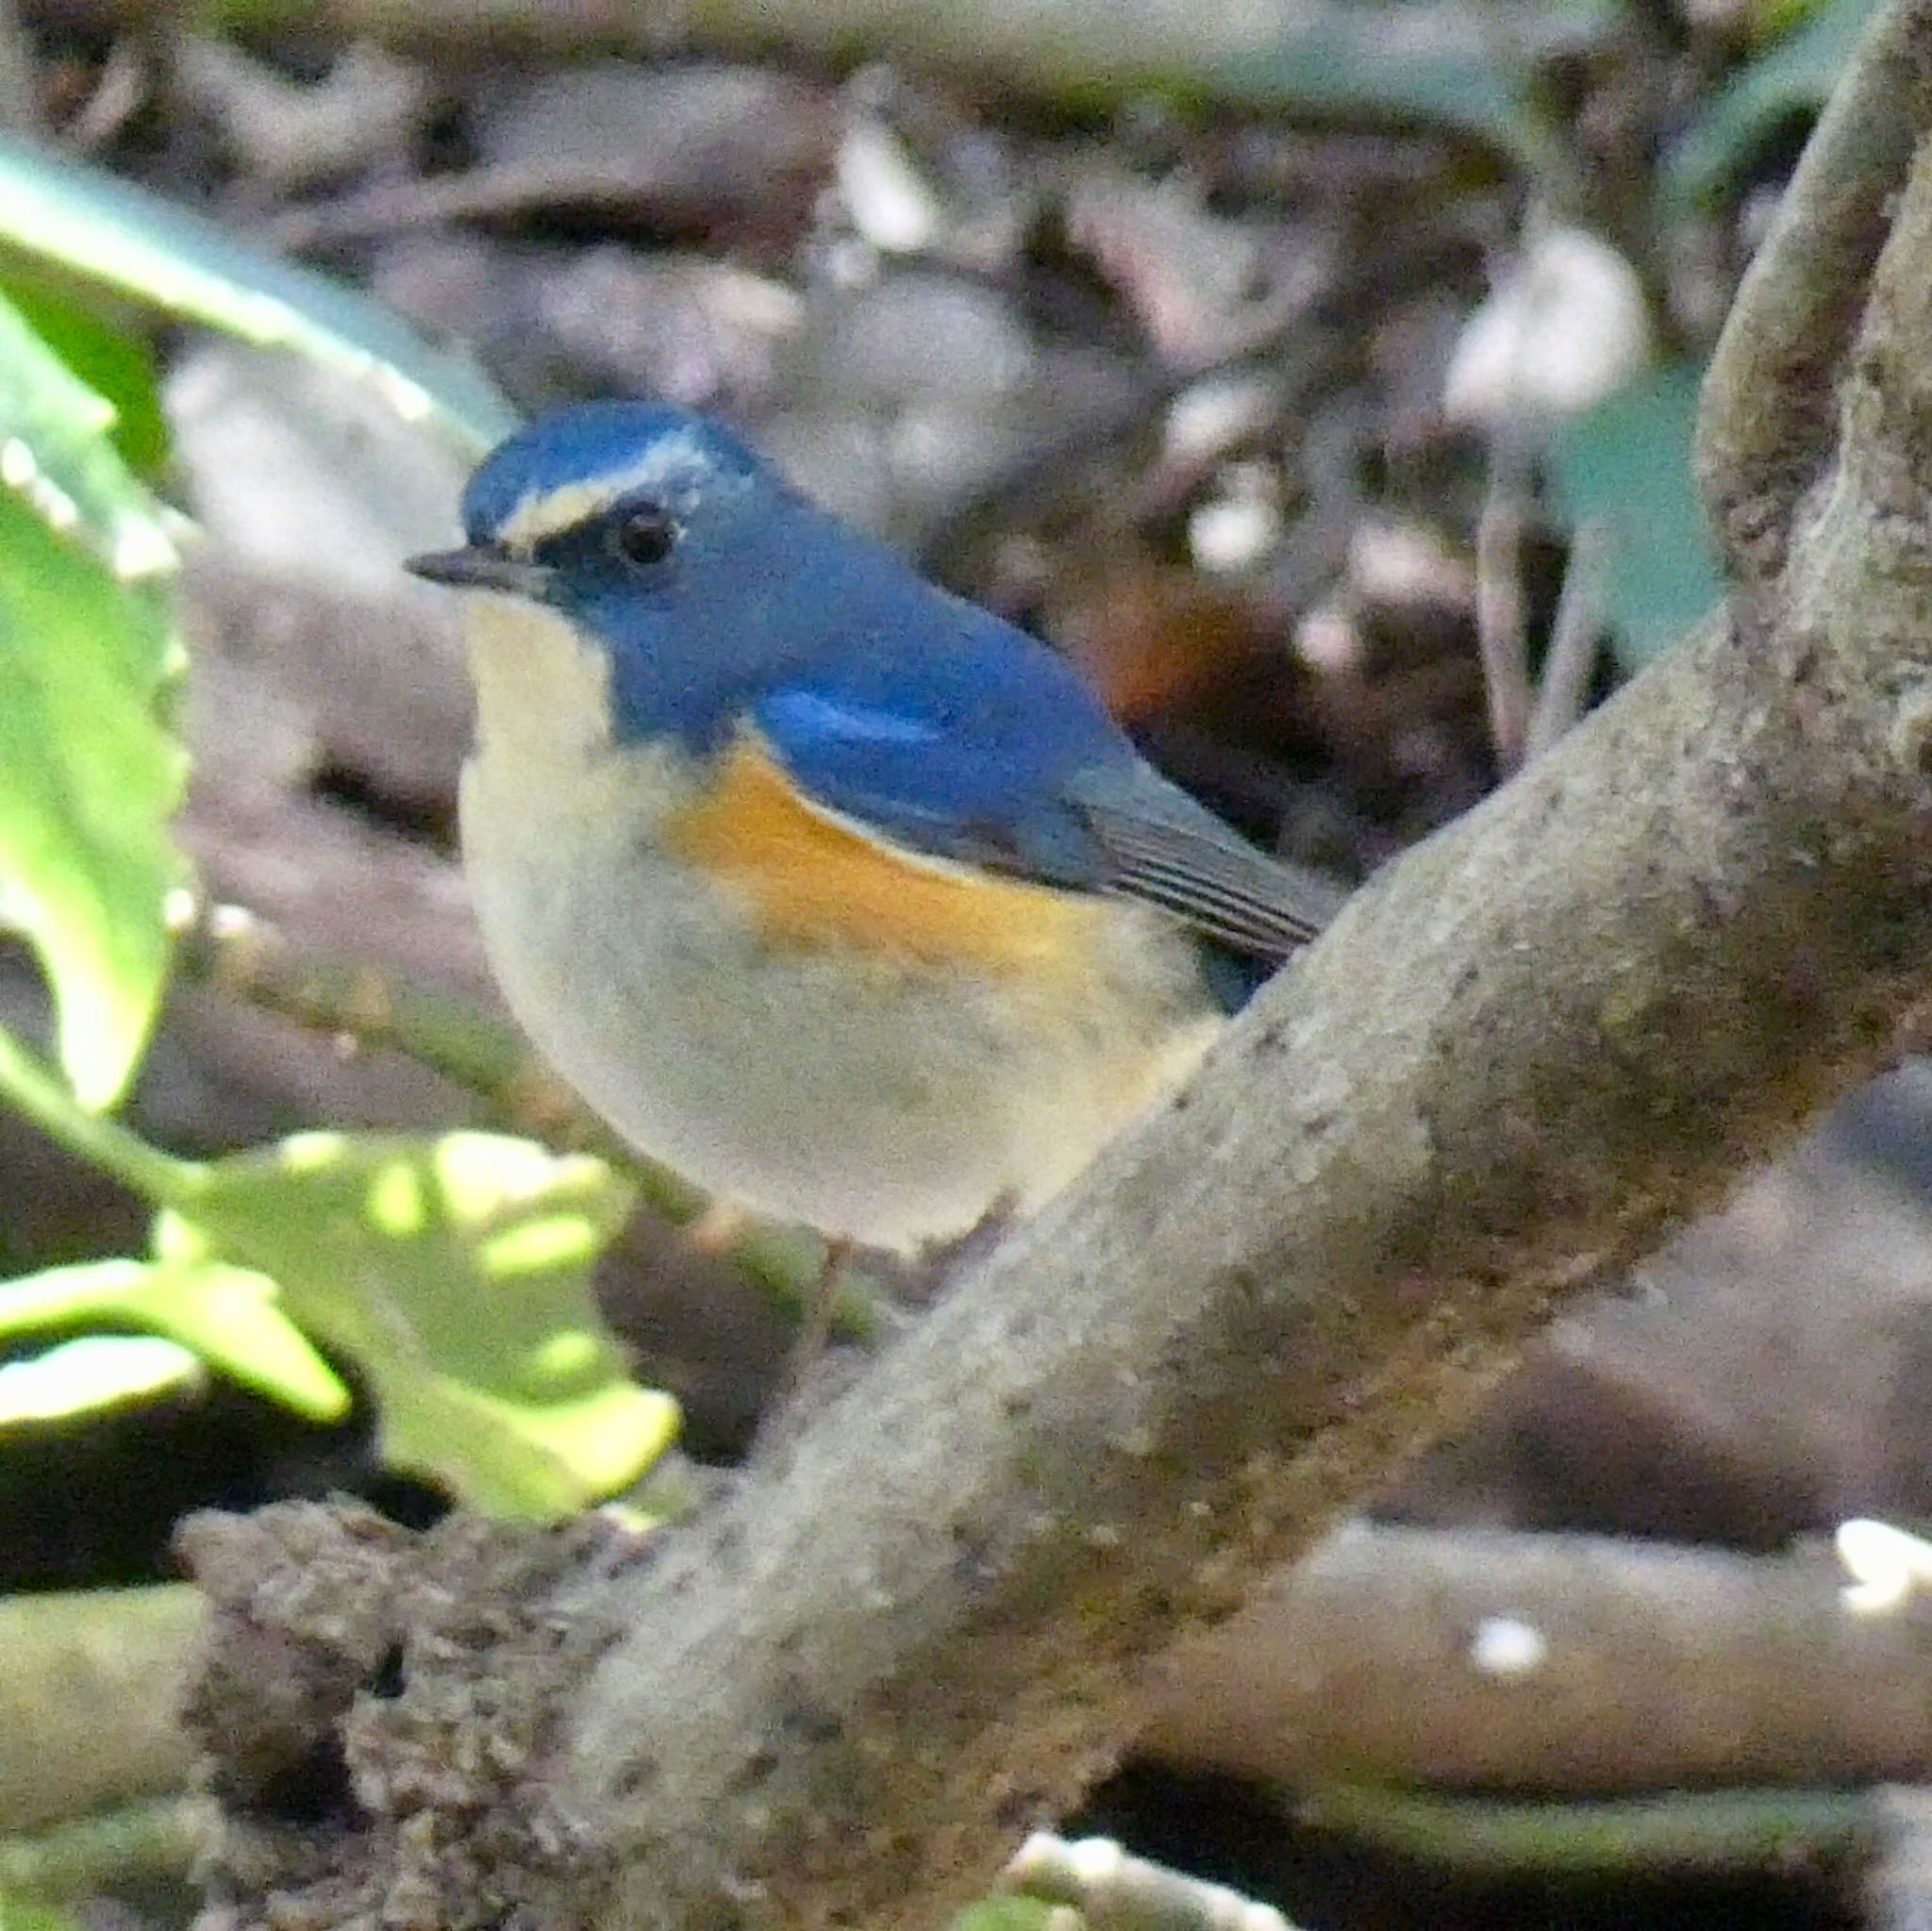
[
  {"left": 0, "top": 1794, "right": 208, "bottom": 1904},
  {"left": 1300, "top": 1780, "right": 1880, "bottom": 1877},
  {"left": 0, "top": 1023, "right": 204, "bottom": 1207}
]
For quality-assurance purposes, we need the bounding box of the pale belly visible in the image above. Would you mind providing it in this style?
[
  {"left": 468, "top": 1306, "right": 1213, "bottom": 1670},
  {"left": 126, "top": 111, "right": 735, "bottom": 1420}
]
[{"left": 459, "top": 745, "right": 1224, "bottom": 1250}]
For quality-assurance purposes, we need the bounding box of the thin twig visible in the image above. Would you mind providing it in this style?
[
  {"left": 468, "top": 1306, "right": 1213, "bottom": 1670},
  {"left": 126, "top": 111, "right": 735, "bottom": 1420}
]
[
  {"left": 1474, "top": 433, "right": 1533, "bottom": 772},
  {"left": 1007, "top": 1834, "right": 1299, "bottom": 1931},
  {"left": 177, "top": 896, "right": 584, "bottom": 1152},
  {"left": 1524, "top": 522, "right": 1605, "bottom": 764}
]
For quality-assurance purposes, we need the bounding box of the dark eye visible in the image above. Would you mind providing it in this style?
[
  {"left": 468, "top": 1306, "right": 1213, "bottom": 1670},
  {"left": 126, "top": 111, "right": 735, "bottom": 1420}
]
[{"left": 608, "top": 501, "right": 678, "bottom": 570}]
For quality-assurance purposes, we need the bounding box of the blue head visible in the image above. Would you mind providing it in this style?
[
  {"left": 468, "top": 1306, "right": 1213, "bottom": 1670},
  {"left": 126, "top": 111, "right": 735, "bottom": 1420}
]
[{"left": 407, "top": 402, "right": 881, "bottom": 746}]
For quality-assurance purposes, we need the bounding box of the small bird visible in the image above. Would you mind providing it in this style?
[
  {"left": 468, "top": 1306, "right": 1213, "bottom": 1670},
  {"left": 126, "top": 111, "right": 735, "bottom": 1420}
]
[{"left": 407, "top": 403, "right": 1334, "bottom": 1253}]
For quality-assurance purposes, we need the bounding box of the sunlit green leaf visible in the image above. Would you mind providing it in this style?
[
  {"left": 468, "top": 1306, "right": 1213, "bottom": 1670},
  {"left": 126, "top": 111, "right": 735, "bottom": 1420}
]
[
  {"left": 0, "top": 132, "right": 516, "bottom": 462},
  {"left": 0, "top": 1335, "right": 199, "bottom": 1426},
  {"left": 950, "top": 1900, "right": 1063, "bottom": 1931},
  {"left": 0, "top": 317, "right": 188, "bottom": 1104},
  {"left": 155, "top": 1130, "right": 677, "bottom": 1516},
  {"left": 0, "top": 287, "right": 177, "bottom": 581},
  {"left": 0, "top": 284, "right": 185, "bottom": 1104},
  {"left": 0, "top": 1257, "right": 347, "bottom": 1419},
  {"left": 0, "top": 271, "right": 169, "bottom": 476},
  {"left": 1548, "top": 358, "right": 1722, "bottom": 671}
]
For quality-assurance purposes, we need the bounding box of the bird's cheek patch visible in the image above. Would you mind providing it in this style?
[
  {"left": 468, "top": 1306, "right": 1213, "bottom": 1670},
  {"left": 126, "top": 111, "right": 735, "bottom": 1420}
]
[{"left": 663, "top": 739, "right": 1103, "bottom": 979}]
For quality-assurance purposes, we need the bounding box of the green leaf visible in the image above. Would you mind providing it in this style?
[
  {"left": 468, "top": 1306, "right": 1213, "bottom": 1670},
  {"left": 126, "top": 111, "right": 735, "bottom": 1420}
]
[
  {"left": 0, "top": 131, "right": 517, "bottom": 462},
  {"left": 950, "top": 1903, "right": 1062, "bottom": 1931},
  {"left": 0, "top": 288, "right": 178, "bottom": 580},
  {"left": 0, "top": 1334, "right": 199, "bottom": 1426},
  {"left": 155, "top": 1130, "right": 677, "bottom": 1516},
  {"left": 0, "top": 271, "right": 169, "bottom": 476},
  {"left": 1548, "top": 358, "right": 1723, "bottom": 671},
  {"left": 0, "top": 297, "right": 188, "bottom": 1104},
  {"left": 0, "top": 1257, "right": 347, "bottom": 1419},
  {"left": 1662, "top": 0, "right": 1875, "bottom": 211},
  {"left": 0, "top": 1895, "right": 86, "bottom": 1931}
]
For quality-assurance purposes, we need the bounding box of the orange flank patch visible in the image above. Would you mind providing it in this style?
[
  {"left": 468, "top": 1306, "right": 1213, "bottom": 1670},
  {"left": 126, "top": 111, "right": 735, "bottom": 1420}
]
[{"left": 663, "top": 737, "right": 1105, "bottom": 976}]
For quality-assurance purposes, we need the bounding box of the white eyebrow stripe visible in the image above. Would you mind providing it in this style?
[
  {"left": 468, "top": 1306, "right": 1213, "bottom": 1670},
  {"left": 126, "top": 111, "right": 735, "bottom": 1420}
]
[{"left": 493, "top": 428, "right": 716, "bottom": 549}]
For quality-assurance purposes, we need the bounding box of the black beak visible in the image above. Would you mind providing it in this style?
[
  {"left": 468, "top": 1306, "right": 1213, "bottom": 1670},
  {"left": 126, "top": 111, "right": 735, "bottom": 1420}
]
[{"left": 404, "top": 546, "right": 556, "bottom": 598}]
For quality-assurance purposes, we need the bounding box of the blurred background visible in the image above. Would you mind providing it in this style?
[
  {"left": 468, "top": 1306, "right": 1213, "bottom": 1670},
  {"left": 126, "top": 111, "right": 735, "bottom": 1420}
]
[{"left": 0, "top": 1, "right": 1923, "bottom": 1927}]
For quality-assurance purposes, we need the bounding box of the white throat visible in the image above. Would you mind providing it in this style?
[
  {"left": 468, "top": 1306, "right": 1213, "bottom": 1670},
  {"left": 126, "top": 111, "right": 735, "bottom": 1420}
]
[{"left": 461, "top": 594, "right": 616, "bottom": 767}]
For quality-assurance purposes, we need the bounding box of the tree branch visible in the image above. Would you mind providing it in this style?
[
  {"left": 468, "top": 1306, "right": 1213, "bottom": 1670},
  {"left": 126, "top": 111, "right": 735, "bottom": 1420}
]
[
  {"left": 0, "top": 1587, "right": 201, "bottom": 1833},
  {"left": 1694, "top": 0, "right": 1931, "bottom": 588},
  {"left": 1146, "top": 1523, "right": 1932, "bottom": 1792}
]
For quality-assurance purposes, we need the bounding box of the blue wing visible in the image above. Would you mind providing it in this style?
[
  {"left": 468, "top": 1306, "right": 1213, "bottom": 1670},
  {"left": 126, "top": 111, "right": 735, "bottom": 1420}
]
[
  {"left": 751, "top": 608, "right": 1124, "bottom": 887},
  {"left": 749, "top": 602, "right": 1338, "bottom": 957}
]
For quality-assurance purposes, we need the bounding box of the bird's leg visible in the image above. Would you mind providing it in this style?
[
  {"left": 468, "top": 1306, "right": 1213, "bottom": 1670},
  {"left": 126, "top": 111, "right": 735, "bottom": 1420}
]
[{"left": 783, "top": 1234, "right": 852, "bottom": 1406}]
